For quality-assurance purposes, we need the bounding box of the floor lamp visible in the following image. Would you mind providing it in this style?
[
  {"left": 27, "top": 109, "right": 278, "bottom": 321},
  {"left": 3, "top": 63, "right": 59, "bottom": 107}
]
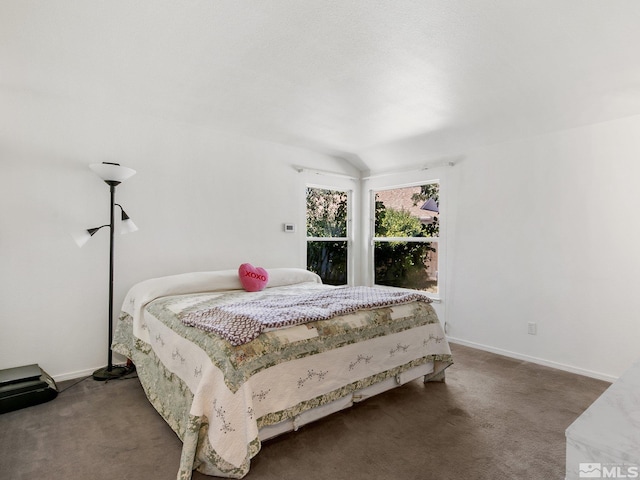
[{"left": 72, "top": 162, "right": 138, "bottom": 381}]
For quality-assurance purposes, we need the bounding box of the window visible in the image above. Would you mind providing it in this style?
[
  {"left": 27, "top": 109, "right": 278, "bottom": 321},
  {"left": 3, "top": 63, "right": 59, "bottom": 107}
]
[
  {"left": 373, "top": 183, "right": 439, "bottom": 293},
  {"left": 306, "top": 187, "right": 350, "bottom": 285}
]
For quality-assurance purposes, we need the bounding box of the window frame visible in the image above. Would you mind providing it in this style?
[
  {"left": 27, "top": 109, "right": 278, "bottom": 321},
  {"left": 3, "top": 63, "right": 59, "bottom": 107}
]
[
  {"left": 369, "top": 179, "right": 442, "bottom": 299},
  {"left": 305, "top": 183, "right": 354, "bottom": 286}
]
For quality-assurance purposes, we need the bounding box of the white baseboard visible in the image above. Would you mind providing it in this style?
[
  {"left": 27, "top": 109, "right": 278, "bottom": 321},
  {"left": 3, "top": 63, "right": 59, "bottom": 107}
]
[
  {"left": 52, "top": 367, "right": 98, "bottom": 382},
  {"left": 447, "top": 336, "right": 617, "bottom": 383},
  {"left": 52, "top": 364, "right": 129, "bottom": 383},
  {"left": 53, "top": 353, "right": 130, "bottom": 382}
]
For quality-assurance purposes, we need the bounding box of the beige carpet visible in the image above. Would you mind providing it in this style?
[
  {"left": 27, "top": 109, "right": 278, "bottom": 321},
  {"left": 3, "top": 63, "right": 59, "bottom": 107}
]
[{"left": 0, "top": 344, "right": 610, "bottom": 480}]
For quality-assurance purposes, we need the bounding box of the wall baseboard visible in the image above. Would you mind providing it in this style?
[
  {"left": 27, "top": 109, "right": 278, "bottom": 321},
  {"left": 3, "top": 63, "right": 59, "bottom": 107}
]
[
  {"left": 52, "top": 365, "right": 128, "bottom": 383},
  {"left": 51, "top": 368, "right": 95, "bottom": 383},
  {"left": 447, "top": 336, "right": 617, "bottom": 383},
  {"left": 53, "top": 353, "right": 130, "bottom": 382}
]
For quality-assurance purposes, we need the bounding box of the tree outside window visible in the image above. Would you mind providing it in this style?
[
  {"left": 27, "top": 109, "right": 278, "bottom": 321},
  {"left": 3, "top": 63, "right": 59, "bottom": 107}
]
[
  {"left": 306, "top": 187, "right": 349, "bottom": 285},
  {"left": 374, "top": 183, "right": 439, "bottom": 293}
]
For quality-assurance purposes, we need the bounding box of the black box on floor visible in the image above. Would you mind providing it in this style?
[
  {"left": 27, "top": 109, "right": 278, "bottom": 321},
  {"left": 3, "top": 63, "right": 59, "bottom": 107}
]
[{"left": 0, "top": 364, "right": 58, "bottom": 414}]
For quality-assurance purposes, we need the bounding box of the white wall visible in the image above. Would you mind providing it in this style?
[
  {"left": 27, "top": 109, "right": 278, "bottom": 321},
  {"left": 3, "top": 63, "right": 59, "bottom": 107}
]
[
  {"left": 0, "top": 90, "right": 357, "bottom": 380},
  {"left": 444, "top": 115, "right": 640, "bottom": 381},
  {"left": 4, "top": 86, "right": 640, "bottom": 383},
  {"left": 360, "top": 114, "right": 640, "bottom": 381}
]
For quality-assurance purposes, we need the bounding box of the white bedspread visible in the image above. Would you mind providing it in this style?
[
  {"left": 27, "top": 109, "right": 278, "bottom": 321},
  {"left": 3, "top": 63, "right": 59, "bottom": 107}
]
[{"left": 113, "top": 268, "right": 451, "bottom": 479}]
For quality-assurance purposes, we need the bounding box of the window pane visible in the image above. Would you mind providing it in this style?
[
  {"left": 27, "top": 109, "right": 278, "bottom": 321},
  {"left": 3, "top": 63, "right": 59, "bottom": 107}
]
[
  {"left": 307, "top": 188, "right": 348, "bottom": 237},
  {"left": 375, "top": 184, "right": 439, "bottom": 238},
  {"left": 374, "top": 241, "right": 438, "bottom": 293},
  {"left": 306, "top": 186, "right": 349, "bottom": 285},
  {"left": 307, "top": 241, "right": 347, "bottom": 285},
  {"left": 373, "top": 182, "right": 440, "bottom": 293}
]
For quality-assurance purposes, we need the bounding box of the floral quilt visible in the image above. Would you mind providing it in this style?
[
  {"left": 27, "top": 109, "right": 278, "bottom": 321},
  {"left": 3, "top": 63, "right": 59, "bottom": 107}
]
[{"left": 112, "top": 270, "right": 452, "bottom": 480}]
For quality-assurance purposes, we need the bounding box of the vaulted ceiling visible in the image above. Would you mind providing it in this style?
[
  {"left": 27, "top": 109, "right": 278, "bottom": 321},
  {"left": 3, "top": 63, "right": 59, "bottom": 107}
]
[{"left": 3, "top": 1, "right": 640, "bottom": 174}]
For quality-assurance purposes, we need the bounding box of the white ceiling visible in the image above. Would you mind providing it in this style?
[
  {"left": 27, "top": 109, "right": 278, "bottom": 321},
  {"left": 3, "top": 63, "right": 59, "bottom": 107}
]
[{"left": 3, "top": 1, "right": 640, "bottom": 174}]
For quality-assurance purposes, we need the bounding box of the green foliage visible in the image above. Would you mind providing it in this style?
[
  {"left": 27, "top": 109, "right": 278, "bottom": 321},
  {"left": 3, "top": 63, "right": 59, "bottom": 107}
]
[
  {"left": 305, "top": 184, "right": 439, "bottom": 289},
  {"left": 377, "top": 207, "right": 425, "bottom": 238},
  {"left": 374, "top": 202, "right": 435, "bottom": 288},
  {"left": 410, "top": 183, "right": 439, "bottom": 207},
  {"left": 306, "top": 188, "right": 347, "bottom": 237},
  {"left": 307, "top": 241, "right": 347, "bottom": 285},
  {"left": 306, "top": 188, "right": 348, "bottom": 285},
  {"left": 410, "top": 183, "right": 439, "bottom": 238}
]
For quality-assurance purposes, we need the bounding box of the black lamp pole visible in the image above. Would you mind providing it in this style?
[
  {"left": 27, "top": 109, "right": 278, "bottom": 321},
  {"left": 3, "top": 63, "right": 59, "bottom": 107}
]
[
  {"left": 92, "top": 180, "right": 131, "bottom": 381},
  {"left": 108, "top": 184, "right": 115, "bottom": 374}
]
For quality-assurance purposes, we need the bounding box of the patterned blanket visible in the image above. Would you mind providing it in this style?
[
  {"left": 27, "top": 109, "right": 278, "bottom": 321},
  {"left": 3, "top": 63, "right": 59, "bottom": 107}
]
[
  {"left": 179, "top": 286, "right": 431, "bottom": 345},
  {"left": 113, "top": 274, "right": 451, "bottom": 479}
]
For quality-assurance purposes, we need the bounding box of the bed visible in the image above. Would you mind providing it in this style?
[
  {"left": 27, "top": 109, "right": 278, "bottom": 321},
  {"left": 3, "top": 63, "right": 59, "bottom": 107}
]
[{"left": 112, "top": 268, "right": 452, "bottom": 479}]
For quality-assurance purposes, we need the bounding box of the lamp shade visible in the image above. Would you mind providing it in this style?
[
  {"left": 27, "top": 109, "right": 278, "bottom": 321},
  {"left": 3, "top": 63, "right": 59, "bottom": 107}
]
[
  {"left": 120, "top": 217, "right": 138, "bottom": 234},
  {"left": 71, "top": 226, "right": 103, "bottom": 247},
  {"left": 71, "top": 230, "right": 92, "bottom": 248},
  {"left": 90, "top": 162, "right": 136, "bottom": 184}
]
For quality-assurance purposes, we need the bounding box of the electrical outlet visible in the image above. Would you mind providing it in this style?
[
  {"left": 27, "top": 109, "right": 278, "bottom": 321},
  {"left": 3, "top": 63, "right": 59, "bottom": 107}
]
[{"left": 527, "top": 322, "right": 537, "bottom": 335}]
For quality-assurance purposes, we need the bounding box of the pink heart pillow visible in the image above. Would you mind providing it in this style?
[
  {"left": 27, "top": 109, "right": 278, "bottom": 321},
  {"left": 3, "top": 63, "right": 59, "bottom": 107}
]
[{"left": 238, "top": 263, "right": 269, "bottom": 292}]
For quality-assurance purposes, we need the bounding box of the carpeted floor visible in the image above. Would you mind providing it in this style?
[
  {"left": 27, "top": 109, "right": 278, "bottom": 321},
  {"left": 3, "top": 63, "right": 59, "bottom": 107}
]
[{"left": 0, "top": 344, "right": 610, "bottom": 480}]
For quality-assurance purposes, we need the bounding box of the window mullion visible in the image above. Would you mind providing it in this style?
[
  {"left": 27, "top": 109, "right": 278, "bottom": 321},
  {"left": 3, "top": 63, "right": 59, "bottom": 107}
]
[
  {"left": 374, "top": 237, "right": 439, "bottom": 243},
  {"left": 307, "top": 237, "right": 349, "bottom": 242}
]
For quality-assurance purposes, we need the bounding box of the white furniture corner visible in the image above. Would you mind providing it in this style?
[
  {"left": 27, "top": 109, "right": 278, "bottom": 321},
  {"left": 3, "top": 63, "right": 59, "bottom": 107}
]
[{"left": 565, "top": 358, "right": 640, "bottom": 479}]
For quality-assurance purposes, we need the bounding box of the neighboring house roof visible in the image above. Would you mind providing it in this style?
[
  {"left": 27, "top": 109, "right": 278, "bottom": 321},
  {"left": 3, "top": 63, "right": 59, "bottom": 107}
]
[{"left": 375, "top": 186, "right": 438, "bottom": 224}]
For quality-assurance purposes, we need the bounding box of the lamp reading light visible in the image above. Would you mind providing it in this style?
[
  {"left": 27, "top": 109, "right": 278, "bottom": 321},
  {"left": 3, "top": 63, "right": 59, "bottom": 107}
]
[
  {"left": 71, "top": 226, "right": 108, "bottom": 248},
  {"left": 117, "top": 204, "right": 138, "bottom": 234}
]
